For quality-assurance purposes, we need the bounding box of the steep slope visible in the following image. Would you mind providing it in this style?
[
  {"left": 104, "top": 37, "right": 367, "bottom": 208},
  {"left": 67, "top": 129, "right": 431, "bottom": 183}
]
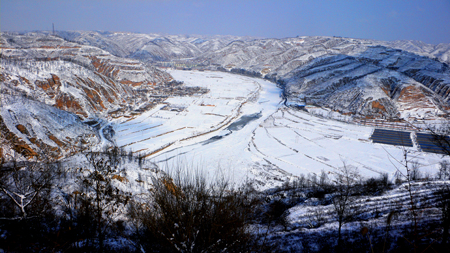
[
  {"left": 1, "top": 32, "right": 173, "bottom": 119},
  {"left": 0, "top": 95, "right": 100, "bottom": 161},
  {"left": 283, "top": 48, "right": 450, "bottom": 120},
  {"left": 0, "top": 32, "right": 177, "bottom": 161}
]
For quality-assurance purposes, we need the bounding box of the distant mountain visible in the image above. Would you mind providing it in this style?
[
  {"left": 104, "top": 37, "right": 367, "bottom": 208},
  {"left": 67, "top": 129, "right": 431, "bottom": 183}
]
[
  {"left": 56, "top": 31, "right": 251, "bottom": 61},
  {"left": 55, "top": 31, "right": 450, "bottom": 66}
]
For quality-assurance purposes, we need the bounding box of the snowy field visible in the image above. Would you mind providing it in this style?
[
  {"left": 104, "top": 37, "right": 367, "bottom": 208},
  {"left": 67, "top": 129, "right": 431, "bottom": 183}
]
[
  {"left": 113, "top": 71, "right": 448, "bottom": 189},
  {"left": 251, "top": 108, "right": 446, "bottom": 180},
  {"left": 114, "top": 70, "right": 261, "bottom": 153}
]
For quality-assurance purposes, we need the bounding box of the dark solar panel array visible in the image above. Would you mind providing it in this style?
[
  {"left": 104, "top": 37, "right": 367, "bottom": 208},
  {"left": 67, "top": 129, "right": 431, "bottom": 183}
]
[
  {"left": 416, "top": 133, "right": 450, "bottom": 154},
  {"left": 370, "top": 129, "right": 413, "bottom": 147}
]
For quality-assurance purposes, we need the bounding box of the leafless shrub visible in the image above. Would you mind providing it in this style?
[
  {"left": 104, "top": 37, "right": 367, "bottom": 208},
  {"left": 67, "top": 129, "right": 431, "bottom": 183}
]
[
  {"left": 69, "top": 149, "right": 131, "bottom": 251},
  {"left": 133, "top": 166, "right": 260, "bottom": 252},
  {"left": 306, "top": 207, "right": 327, "bottom": 228},
  {"left": 332, "top": 163, "right": 361, "bottom": 247},
  {"left": 409, "top": 161, "right": 422, "bottom": 181},
  {"left": 437, "top": 161, "right": 450, "bottom": 180},
  {"left": 364, "top": 173, "right": 391, "bottom": 195}
]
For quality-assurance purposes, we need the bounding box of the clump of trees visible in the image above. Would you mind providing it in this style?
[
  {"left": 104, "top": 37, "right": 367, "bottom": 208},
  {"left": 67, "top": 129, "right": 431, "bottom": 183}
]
[{"left": 0, "top": 148, "right": 133, "bottom": 252}]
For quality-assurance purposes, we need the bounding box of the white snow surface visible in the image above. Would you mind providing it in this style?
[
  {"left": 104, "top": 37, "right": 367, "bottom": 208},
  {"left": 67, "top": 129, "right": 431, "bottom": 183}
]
[{"left": 113, "top": 71, "right": 447, "bottom": 189}]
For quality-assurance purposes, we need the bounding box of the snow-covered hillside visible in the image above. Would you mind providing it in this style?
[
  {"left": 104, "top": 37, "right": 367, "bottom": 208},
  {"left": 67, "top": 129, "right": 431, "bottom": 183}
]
[
  {"left": 1, "top": 32, "right": 173, "bottom": 119},
  {"left": 0, "top": 32, "right": 174, "bottom": 160},
  {"left": 284, "top": 50, "right": 450, "bottom": 121},
  {"left": 1, "top": 31, "right": 450, "bottom": 252},
  {"left": 1, "top": 94, "right": 100, "bottom": 160},
  {"left": 52, "top": 31, "right": 450, "bottom": 121}
]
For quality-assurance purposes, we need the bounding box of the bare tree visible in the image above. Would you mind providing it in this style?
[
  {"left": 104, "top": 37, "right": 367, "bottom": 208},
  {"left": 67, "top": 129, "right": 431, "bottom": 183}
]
[
  {"left": 332, "top": 163, "right": 361, "bottom": 248},
  {"left": 79, "top": 149, "right": 131, "bottom": 251},
  {"left": 306, "top": 207, "right": 326, "bottom": 228},
  {"left": 437, "top": 161, "right": 450, "bottom": 180},
  {"left": 0, "top": 156, "right": 54, "bottom": 219}
]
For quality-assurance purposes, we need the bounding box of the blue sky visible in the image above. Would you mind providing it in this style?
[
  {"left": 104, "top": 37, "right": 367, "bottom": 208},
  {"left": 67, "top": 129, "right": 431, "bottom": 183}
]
[{"left": 1, "top": 0, "right": 449, "bottom": 44}]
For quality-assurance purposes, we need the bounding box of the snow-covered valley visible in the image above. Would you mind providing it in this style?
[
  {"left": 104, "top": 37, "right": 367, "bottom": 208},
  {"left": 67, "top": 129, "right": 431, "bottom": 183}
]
[{"left": 112, "top": 70, "right": 448, "bottom": 189}]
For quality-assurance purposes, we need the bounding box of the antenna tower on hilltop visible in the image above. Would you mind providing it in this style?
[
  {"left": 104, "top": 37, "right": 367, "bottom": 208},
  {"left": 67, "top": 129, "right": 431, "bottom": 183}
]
[{"left": 53, "top": 23, "right": 55, "bottom": 35}]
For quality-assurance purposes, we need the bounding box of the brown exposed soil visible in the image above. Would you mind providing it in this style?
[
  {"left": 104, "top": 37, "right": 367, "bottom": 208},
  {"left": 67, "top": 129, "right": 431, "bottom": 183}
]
[
  {"left": 112, "top": 175, "right": 129, "bottom": 183},
  {"left": 15, "top": 124, "right": 29, "bottom": 135},
  {"left": 120, "top": 80, "right": 146, "bottom": 87},
  {"left": 398, "top": 86, "right": 427, "bottom": 103},
  {"left": 35, "top": 74, "right": 61, "bottom": 91},
  {"left": 48, "top": 135, "right": 65, "bottom": 147},
  {"left": 372, "top": 101, "right": 386, "bottom": 112},
  {"left": 55, "top": 94, "right": 84, "bottom": 114},
  {"left": 1, "top": 117, "right": 38, "bottom": 158}
]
